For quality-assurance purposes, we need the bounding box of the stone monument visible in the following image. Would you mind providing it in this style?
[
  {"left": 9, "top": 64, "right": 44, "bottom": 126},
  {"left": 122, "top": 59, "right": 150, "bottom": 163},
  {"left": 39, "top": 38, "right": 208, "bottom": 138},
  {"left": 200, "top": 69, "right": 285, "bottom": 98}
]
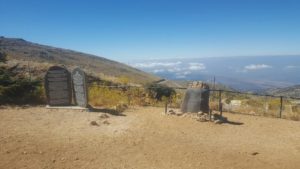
[
  {"left": 44, "top": 66, "right": 72, "bottom": 106},
  {"left": 181, "top": 81, "right": 210, "bottom": 113},
  {"left": 72, "top": 68, "right": 88, "bottom": 107}
]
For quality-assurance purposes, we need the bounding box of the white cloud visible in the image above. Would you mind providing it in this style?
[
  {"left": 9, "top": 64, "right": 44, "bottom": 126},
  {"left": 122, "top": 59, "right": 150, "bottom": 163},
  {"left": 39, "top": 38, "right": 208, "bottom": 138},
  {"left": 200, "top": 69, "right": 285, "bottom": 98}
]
[
  {"left": 244, "top": 64, "right": 272, "bottom": 71},
  {"left": 285, "top": 65, "right": 298, "bottom": 69},
  {"left": 167, "top": 67, "right": 182, "bottom": 72},
  {"left": 152, "top": 69, "right": 165, "bottom": 73},
  {"left": 188, "top": 63, "right": 206, "bottom": 71},
  {"left": 132, "top": 61, "right": 206, "bottom": 77},
  {"left": 133, "top": 61, "right": 182, "bottom": 68},
  {"left": 175, "top": 75, "right": 186, "bottom": 79},
  {"left": 175, "top": 71, "right": 191, "bottom": 79}
]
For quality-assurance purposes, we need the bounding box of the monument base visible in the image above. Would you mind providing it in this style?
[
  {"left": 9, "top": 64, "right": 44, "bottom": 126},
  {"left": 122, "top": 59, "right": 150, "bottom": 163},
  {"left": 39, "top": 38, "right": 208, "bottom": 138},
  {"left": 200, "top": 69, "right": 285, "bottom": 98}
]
[{"left": 46, "top": 105, "right": 89, "bottom": 111}]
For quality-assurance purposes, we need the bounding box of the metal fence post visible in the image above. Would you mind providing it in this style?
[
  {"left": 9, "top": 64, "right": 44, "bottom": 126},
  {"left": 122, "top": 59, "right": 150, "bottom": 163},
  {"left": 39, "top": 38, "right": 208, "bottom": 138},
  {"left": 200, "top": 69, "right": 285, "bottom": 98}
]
[
  {"left": 279, "top": 96, "right": 283, "bottom": 118},
  {"left": 219, "top": 90, "right": 223, "bottom": 116}
]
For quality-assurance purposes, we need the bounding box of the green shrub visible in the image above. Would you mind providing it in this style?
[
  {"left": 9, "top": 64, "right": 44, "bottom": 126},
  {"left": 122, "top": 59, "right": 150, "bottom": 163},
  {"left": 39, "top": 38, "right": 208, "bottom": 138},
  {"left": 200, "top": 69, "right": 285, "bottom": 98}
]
[
  {"left": 145, "top": 83, "right": 175, "bottom": 101},
  {"left": 0, "top": 52, "right": 44, "bottom": 104}
]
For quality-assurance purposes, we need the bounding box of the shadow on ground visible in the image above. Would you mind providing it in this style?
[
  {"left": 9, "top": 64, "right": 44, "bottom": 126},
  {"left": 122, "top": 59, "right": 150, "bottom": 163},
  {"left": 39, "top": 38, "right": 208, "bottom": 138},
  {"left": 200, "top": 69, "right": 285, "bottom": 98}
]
[
  {"left": 214, "top": 114, "right": 244, "bottom": 125},
  {"left": 225, "top": 120, "right": 244, "bottom": 125},
  {"left": 88, "top": 106, "right": 126, "bottom": 116}
]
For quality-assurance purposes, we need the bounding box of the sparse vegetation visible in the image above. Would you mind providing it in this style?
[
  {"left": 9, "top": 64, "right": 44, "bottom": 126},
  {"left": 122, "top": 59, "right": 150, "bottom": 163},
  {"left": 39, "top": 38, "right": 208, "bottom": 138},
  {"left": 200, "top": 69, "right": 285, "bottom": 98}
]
[
  {"left": 88, "top": 85, "right": 128, "bottom": 107},
  {"left": 0, "top": 52, "right": 45, "bottom": 104},
  {"left": 145, "top": 83, "right": 175, "bottom": 101}
]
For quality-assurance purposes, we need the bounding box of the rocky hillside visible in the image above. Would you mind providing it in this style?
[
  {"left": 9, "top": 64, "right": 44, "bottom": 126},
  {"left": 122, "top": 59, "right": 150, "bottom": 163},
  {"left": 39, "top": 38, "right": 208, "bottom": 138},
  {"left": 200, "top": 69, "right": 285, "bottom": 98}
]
[
  {"left": 0, "top": 36, "right": 160, "bottom": 84},
  {"left": 266, "top": 85, "right": 300, "bottom": 98}
]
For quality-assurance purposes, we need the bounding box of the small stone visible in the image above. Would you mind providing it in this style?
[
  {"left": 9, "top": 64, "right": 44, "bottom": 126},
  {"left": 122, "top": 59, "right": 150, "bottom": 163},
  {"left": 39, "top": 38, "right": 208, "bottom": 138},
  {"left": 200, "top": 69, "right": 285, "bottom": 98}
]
[
  {"left": 52, "top": 159, "right": 56, "bottom": 163},
  {"left": 103, "top": 120, "right": 110, "bottom": 125},
  {"left": 90, "top": 121, "right": 99, "bottom": 126},
  {"left": 175, "top": 111, "right": 183, "bottom": 116},
  {"left": 197, "top": 115, "right": 208, "bottom": 122},
  {"left": 198, "top": 111, "right": 204, "bottom": 115},
  {"left": 99, "top": 113, "right": 109, "bottom": 119},
  {"left": 168, "top": 109, "right": 176, "bottom": 115},
  {"left": 22, "top": 151, "right": 27, "bottom": 154},
  {"left": 251, "top": 152, "right": 259, "bottom": 156},
  {"left": 214, "top": 120, "right": 222, "bottom": 124}
]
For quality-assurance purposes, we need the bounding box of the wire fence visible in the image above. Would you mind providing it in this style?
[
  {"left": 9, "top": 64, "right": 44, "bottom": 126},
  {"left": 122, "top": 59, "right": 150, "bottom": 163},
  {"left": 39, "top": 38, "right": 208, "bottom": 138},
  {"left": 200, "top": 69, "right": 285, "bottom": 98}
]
[
  {"left": 209, "top": 90, "right": 300, "bottom": 121},
  {"left": 21, "top": 60, "right": 300, "bottom": 120},
  {"left": 87, "top": 84, "right": 300, "bottom": 121}
]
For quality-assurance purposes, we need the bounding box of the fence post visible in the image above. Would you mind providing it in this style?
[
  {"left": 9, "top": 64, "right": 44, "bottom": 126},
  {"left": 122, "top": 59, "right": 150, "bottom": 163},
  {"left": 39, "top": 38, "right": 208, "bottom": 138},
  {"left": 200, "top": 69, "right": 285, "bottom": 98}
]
[
  {"left": 219, "top": 90, "right": 223, "bottom": 116},
  {"left": 127, "top": 86, "right": 131, "bottom": 106},
  {"left": 165, "top": 101, "right": 168, "bottom": 114},
  {"left": 279, "top": 96, "right": 283, "bottom": 118}
]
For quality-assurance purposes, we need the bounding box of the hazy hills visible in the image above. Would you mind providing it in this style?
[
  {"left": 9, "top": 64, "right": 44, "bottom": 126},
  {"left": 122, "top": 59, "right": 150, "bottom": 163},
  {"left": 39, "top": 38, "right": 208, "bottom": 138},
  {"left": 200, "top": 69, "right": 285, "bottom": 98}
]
[
  {"left": 131, "top": 56, "right": 300, "bottom": 91},
  {"left": 0, "top": 37, "right": 159, "bottom": 84},
  {"left": 266, "top": 85, "right": 300, "bottom": 98}
]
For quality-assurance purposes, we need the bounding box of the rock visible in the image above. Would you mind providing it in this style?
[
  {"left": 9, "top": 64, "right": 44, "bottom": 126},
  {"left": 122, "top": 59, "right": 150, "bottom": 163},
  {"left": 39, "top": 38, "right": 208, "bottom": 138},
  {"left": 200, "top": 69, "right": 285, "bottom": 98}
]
[
  {"left": 251, "top": 152, "right": 259, "bottom": 156},
  {"left": 103, "top": 120, "right": 110, "bottom": 125},
  {"left": 181, "top": 113, "right": 188, "bottom": 118},
  {"left": 99, "top": 113, "right": 109, "bottom": 119},
  {"left": 90, "top": 121, "right": 99, "bottom": 126},
  {"left": 168, "top": 109, "right": 176, "bottom": 115},
  {"left": 115, "top": 104, "right": 128, "bottom": 112},
  {"left": 197, "top": 117, "right": 208, "bottom": 122},
  {"left": 175, "top": 112, "right": 183, "bottom": 116},
  {"left": 198, "top": 111, "right": 204, "bottom": 115},
  {"left": 214, "top": 119, "right": 222, "bottom": 124},
  {"left": 197, "top": 114, "right": 208, "bottom": 122}
]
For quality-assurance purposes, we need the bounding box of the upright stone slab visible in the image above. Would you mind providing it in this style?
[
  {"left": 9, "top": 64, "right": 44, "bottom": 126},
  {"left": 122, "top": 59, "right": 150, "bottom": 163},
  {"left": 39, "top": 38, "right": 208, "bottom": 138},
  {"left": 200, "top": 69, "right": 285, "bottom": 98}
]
[
  {"left": 72, "top": 68, "right": 88, "bottom": 107},
  {"left": 45, "top": 66, "right": 72, "bottom": 106},
  {"left": 181, "top": 81, "right": 210, "bottom": 113},
  {"left": 181, "top": 88, "right": 203, "bottom": 113}
]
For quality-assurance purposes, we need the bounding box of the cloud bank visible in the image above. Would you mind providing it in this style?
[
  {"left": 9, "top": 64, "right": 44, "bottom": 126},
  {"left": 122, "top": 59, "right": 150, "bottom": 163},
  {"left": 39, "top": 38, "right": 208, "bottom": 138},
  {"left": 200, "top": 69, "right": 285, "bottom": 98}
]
[
  {"left": 244, "top": 64, "right": 272, "bottom": 71},
  {"left": 131, "top": 61, "right": 206, "bottom": 79}
]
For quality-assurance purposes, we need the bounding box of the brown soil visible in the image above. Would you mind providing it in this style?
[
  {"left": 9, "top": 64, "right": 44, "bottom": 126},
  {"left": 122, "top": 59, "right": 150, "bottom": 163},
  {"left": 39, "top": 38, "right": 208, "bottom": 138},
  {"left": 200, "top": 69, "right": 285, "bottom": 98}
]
[{"left": 1, "top": 106, "right": 300, "bottom": 169}]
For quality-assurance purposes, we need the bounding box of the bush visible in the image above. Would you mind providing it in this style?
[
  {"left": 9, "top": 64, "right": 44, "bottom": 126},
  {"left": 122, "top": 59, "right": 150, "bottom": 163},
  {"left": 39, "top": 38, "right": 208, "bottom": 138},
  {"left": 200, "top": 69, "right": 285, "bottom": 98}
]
[
  {"left": 145, "top": 83, "right": 175, "bottom": 101},
  {"left": 0, "top": 52, "right": 44, "bottom": 104}
]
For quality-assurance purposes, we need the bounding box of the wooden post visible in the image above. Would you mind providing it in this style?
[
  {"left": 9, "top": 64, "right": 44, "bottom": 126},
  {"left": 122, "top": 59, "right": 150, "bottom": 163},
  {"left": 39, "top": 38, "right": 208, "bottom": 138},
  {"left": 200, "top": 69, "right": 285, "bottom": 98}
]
[
  {"left": 279, "top": 96, "right": 283, "bottom": 118},
  {"left": 127, "top": 87, "right": 131, "bottom": 106},
  {"left": 165, "top": 101, "right": 168, "bottom": 114},
  {"left": 219, "top": 90, "right": 223, "bottom": 116}
]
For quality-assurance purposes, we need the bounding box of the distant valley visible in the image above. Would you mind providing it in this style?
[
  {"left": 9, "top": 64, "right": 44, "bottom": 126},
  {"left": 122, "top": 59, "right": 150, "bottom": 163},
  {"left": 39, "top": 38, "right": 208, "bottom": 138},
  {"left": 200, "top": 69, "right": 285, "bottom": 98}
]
[{"left": 130, "top": 56, "right": 300, "bottom": 92}]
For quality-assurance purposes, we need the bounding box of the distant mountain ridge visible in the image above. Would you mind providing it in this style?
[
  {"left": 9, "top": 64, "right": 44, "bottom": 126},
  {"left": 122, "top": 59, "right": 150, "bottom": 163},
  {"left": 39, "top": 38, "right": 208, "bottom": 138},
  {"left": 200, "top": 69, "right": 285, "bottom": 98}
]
[
  {"left": 0, "top": 36, "right": 160, "bottom": 84},
  {"left": 265, "top": 85, "right": 300, "bottom": 98}
]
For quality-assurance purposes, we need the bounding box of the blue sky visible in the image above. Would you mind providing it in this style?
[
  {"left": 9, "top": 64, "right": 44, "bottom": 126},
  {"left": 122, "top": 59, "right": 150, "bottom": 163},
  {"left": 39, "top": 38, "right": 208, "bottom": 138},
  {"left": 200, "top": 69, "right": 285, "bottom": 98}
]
[{"left": 1, "top": 0, "right": 300, "bottom": 61}]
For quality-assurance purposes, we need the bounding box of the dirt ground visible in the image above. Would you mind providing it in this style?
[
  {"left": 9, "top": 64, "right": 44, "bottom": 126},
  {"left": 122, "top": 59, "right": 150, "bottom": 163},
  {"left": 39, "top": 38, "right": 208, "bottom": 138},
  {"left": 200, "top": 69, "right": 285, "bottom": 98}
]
[{"left": 0, "top": 106, "right": 300, "bottom": 169}]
